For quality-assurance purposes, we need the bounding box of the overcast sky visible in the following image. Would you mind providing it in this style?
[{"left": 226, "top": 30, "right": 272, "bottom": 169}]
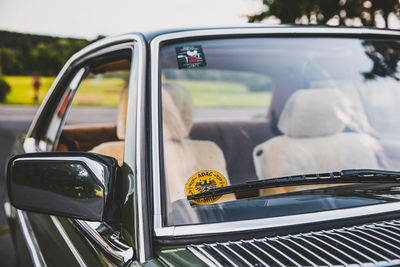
[{"left": 0, "top": 0, "right": 265, "bottom": 39}]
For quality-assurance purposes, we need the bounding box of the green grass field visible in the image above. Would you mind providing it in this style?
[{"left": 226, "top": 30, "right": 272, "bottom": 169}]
[
  {"left": 3, "top": 76, "right": 272, "bottom": 108},
  {"left": 166, "top": 79, "right": 271, "bottom": 108},
  {"left": 4, "top": 76, "right": 55, "bottom": 105},
  {"left": 3, "top": 76, "right": 126, "bottom": 106},
  {"left": 72, "top": 77, "right": 126, "bottom": 107}
]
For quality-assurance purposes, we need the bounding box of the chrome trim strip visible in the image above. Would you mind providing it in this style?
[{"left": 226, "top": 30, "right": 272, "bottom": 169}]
[
  {"left": 16, "top": 210, "right": 46, "bottom": 267},
  {"left": 150, "top": 31, "right": 162, "bottom": 232},
  {"left": 187, "top": 246, "right": 219, "bottom": 267},
  {"left": 262, "top": 239, "right": 301, "bottom": 266},
  {"left": 198, "top": 245, "right": 223, "bottom": 267},
  {"left": 362, "top": 226, "right": 400, "bottom": 246},
  {"left": 223, "top": 242, "right": 252, "bottom": 266},
  {"left": 155, "top": 202, "right": 400, "bottom": 236},
  {"left": 4, "top": 201, "right": 13, "bottom": 218},
  {"left": 50, "top": 216, "right": 86, "bottom": 266},
  {"left": 308, "top": 234, "right": 360, "bottom": 264},
  {"left": 211, "top": 244, "right": 238, "bottom": 267},
  {"left": 249, "top": 240, "right": 285, "bottom": 266},
  {"left": 286, "top": 235, "right": 332, "bottom": 266},
  {"left": 23, "top": 137, "right": 41, "bottom": 152},
  {"left": 348, "top": 228, "right": 400, "bottom": 256},
  {"left": 296, "top": 235, "right": 346, "bottom": 265},
  {"left": 150, "top": 27, "right": 400, "bottom": 237},
  {"left": 75, "top": 220, "right": 133, "bottom": 263},
  {"left": 339, "top": 228, "right": 400, "bottom": 258},
  {"left": 370, "top": 224, "right": 400, "bottom": 238},
  {"left": 328, "top": 230, "right": 388, "bottom": 261},
  {"left": 317, "top": 231, "right": 373, "bottom": 263},
  {"left": 236, "top": 242, "right": 268, "bottom": 266},
  {"left": 130, "top": 34, "right": 150, "bottom": 263},
  {"left": 274, "top": 238, "right": 317, "bottom": 267},
  {"left": 111, "top": 35, "right": 150, "bottom": 262}
]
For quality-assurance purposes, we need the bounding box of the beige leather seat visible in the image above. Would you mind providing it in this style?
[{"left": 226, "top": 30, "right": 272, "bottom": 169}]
[
  {"left": 92, "top": 84, "right": 234, "bottom": 203},
  {"left": 163, "top": 83, "right": 194, "bottom": 131},
  {"left": 162, "top": 86, "right": 234, "bottom": 203},
  {"left": 253, "top": 88, "right": 380, "bottom": 195},
  {"left": 91, "top": 83, "right": 193, "bottom": 165},
  {"left": 90, "top": 89, "right": 127, "bottom": 164}
]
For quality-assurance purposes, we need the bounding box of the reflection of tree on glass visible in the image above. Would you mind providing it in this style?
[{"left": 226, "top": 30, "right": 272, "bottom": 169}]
[
  {"left": 362, "top": 41, "right": 400, "bottom": 81},
  {"left": 12, "top": 162, "right": 102, "bottom": 199}
]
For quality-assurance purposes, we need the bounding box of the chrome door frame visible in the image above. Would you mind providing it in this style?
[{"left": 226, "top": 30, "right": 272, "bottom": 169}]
[{"left": 20, "top": 33, "right": 148, "bottom": 265}]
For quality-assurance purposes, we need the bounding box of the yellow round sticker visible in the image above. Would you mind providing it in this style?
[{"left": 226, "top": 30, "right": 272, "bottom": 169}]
[{"left": 185, "top": 170, "right": 227, "bottom": 205}]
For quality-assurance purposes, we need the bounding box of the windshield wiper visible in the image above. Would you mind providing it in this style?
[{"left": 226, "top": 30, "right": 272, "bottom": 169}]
[{"left": 187, "top": 169, "right": 400, "bottom": 201}]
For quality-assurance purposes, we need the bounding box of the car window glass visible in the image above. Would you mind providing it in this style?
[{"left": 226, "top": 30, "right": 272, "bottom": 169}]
[
  {"left": 53, "top": 49, "right": 132, "bottom": 166},
  {"left": 45, "top": 68, "right": 86, "bottom": 143},
  {"left": 160, "top": 37, "right": 400, "bottom": 227},
  {"left": 163, "top": 69, "right": 273, "bottom": 121}
]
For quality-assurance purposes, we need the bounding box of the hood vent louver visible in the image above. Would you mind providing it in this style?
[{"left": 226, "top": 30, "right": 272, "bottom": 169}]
[{"left": 187, "top": 220, "right": 400, "bottom": 267}]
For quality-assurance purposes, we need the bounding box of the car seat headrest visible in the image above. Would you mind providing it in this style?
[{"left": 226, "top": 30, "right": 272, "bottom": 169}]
[
  {"left": 278, "top": 88, "right": 351, "bottom": 138},
  {"left": 116, "top": 89, "right": 128, "bottom": 140},
  {"left": 163, "top": 83, "right": 194, "bottom": 131},
  {"left": 163, "top": 89, "right": 189, "bottom": 140},
  {"left": 116, "top": 83, "right": 193, "bottom": 141}
]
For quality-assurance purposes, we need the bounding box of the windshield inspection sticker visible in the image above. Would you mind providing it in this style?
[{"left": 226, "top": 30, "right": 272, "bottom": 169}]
[
  {"left": 185, "top": 170, "right": 227, "bottom": 205},
  {"left": 176, "top": 45, "right": 206, "bottom": 69}
]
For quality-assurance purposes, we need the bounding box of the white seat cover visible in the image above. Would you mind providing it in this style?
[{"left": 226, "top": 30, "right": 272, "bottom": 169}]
[
  {"left": 253, "top": 88, "right": 380, "bottom": 184},
  {"left": 92, "top": 84, "right": 234, "bottom": 203},
  {"left": 162, "top": 89, "right": 234, "bottom": 203}
]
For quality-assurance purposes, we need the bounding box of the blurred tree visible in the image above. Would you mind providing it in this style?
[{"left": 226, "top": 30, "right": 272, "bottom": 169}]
[
  {"left": 369, "top": 0, "right": 399, "bottom": 28},
  {"left": 0, "top": 77, "right": 11, "bottom": 103},
  {"left": 248, "top": 0, "right": 302, "bottom": 23},
  {"left": 248, "top": 0, "right": 400, "bottom": 28},
  {"left": 0, "top": 48, "right": 24, "bottom": 74},
  {"left": 0, "top": 30, "right": 92, "bottom": 76}
]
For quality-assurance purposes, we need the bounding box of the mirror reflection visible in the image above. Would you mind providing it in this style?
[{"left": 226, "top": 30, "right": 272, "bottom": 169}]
[{"left": 10, "top": 161, "right": 104, "bottom": 220}]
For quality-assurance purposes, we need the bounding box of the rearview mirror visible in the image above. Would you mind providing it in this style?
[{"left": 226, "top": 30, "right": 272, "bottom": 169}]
[{"left": 7, "top": 152, "right": 120, "bottom": 222}]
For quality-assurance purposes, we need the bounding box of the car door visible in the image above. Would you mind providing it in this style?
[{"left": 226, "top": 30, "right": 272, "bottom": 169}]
[{"left": 8, "top": 36, "right": 146, "bottom": 267}]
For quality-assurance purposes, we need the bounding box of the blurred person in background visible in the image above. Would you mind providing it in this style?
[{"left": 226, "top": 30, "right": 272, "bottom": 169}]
[{"left": 32, "top": 76, "right": 41, "bottom": 103}]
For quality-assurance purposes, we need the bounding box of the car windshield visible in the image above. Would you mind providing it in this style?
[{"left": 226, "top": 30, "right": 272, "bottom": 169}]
[{"left": 159, "top": 36, "right": 400, "bottom": 227}]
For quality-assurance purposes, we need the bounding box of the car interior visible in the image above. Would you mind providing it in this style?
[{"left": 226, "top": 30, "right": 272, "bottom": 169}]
[
  {"left": 55, "top": 39, "right": 396, "bottom": 203},
  {"left": 55, "top": 79, "right": 383, "bottom": 202}
]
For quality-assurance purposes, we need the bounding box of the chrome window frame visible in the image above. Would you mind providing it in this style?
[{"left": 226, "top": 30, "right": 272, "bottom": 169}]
[
  {"left": 150, "top": 27, "right": 400, "bottom": 237},
  {"left": 22, "top": 33, "right": 148, "bottom": 265},
  {"left": 15, "top": 209, "right": 46, "bottom": 267}
]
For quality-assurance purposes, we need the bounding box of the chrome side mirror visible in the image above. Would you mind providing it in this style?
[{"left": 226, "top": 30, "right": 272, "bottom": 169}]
[{"left": 7, "top": 152, "right": 120, "bottom": 222}]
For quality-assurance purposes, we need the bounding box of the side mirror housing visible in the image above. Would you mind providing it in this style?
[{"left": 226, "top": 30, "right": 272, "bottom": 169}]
[{"left": 7, "top": 152, "right": 120, "bottom": 222}]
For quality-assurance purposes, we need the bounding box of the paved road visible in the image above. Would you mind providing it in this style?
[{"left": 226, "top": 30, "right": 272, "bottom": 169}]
[
  {"left": 0, "top": 105, "right": 118, "bottom": 124},
  {"left": 0, "top": 120, "right": 30, "bottom": 267},
  {"left": 0, "top": 105, "right": 266, "bottom": 123}
]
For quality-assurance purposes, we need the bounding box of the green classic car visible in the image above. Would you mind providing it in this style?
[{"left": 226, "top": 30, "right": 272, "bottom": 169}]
[{"left": 6, "top": 26, "right": 400, "bottom": 266}]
